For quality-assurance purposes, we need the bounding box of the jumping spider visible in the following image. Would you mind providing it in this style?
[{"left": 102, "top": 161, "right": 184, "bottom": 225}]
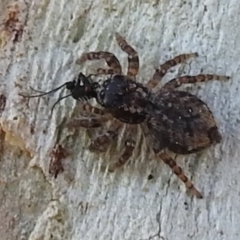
[{"left": 21, "top": 33, "right": 229, "bottom": 198}]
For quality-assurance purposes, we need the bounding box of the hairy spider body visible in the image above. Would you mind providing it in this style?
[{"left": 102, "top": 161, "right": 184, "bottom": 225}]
[
  {"left": 95, "top": 75, "right": 221, "bottom": 154},
  {"left": 90, "top": 74, "right": 222, "bottom": 154},
  {"left": 147, "top": 90, "right": 222, "bottom": 155},
  {"left": 94, "top": 75, "right": 222, "bottom": 155},
  {"left": 21, "top": 33, "right": 229, "bottom": 198}
]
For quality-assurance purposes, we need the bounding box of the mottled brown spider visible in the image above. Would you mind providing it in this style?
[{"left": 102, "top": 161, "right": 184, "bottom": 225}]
[
  {"left": 21, "top": 34, "right": 229, "bottom": 198},
  {"left": 71, "top": 33, "right": 229, "bottom": 198}
]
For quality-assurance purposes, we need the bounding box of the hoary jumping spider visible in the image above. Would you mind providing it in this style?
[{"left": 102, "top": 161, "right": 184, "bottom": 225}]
[{"left": 21, "top": 33, "right": 229, "bottom": 198}]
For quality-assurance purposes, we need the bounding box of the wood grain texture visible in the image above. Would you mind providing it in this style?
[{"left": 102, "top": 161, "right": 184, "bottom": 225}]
[{"left": 0, "top": 0, "right": 239, "bottom": 240}]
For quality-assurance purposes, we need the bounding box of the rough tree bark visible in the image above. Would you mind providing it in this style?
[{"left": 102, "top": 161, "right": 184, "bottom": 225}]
[{"left": 0, "top": 0, "right": 239, "bottom": 240}]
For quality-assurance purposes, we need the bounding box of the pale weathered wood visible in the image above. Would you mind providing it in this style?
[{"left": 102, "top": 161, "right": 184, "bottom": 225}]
[{"left": 0, "top": 0, "right": 239, "bottom": 240}]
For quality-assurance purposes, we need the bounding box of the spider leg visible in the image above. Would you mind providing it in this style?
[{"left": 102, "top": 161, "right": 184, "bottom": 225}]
[
  {"left": 67, "top": 115, "right": 111, "bottom": 129},
  {"left": 115, "top": 33, "right": 139, "bottom": 79},
  {"left": 141, "top": 123, "right": 202, "bottom": 198},
  {"left": 89, "top": 130, "right": 116, "bottom": 152},
  {"left": 156, "top": 151, "right": 203, "bottom": 198},
  {"left": 108, "top": 138, "right": 135, "bottom": 172},
  {"left": 162, "top": 74, "right": 230, "bottom": 90},
  {"left": 89, "top": 120, "right": 122, "bottom": 152},
  {"left": 96, "top": 68, "right": 116, "bottom": 75},
  {"left": 67, "top": 103, "right": 112, "bottom": 129},
  {"left": 146, "top": 53, "right": 197, "bottom": 89},
  {"left": 76, "top": 51, "right": 122, "bottom": 74},
  {"left": 81, "top": 103, "right": 106, "bottom": 116}
]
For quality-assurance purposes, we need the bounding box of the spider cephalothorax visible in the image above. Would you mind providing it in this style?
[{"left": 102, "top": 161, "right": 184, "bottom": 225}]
[{"left": 95, "top": 74, "right": 150, "bottom": 124}]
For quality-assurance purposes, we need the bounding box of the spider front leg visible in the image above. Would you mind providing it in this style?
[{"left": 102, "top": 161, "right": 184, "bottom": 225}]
[
  {"left": 76, "top": 51, "right": 122, "bottom": 75},
  {"left": 115, "top": 33, "right": 139, "bottom": 79},
  {"left": 162, "top": 74, "right": 230, "bottom": 90},
  {"left": 108, "top": 138, "right": 135, "bottom": 172},
  {"left": 146, "top": 53, "right": 198, "bottom": 89},
  {"left": 156, "top": 151, "right": 203, "bottom": 198}
]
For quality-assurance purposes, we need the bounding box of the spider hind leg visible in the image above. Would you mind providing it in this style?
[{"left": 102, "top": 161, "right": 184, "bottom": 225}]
[{"left": 156, "top": 151, "right": 203, "bottom": 198}]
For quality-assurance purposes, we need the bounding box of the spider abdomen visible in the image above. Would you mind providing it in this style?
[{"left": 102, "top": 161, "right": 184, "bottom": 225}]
[{"left": 147, "top": 90, "right": 222, "bottom": 154}]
